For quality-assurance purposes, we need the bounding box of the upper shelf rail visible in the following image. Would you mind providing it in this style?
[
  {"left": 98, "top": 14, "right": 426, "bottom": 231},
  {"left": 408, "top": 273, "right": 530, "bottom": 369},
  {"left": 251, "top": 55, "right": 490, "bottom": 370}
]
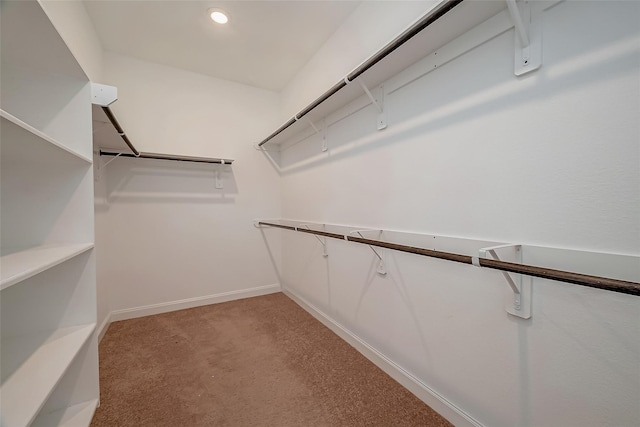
[
  {"left": 257, "top": 0, "right": 464, "bottom": 147},
  {"left": 99, "top": 150, "right": 233, "bottom": 165},
  {"left": 97, "top": 105, "right": 233, "bottom": 165},
  {"left": 258, "top": 221, "right": 640, "bottom": 297}
]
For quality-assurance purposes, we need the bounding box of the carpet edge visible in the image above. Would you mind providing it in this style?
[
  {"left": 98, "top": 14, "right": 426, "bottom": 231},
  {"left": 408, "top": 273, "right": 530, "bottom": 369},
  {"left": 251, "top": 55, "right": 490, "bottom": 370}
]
[
  {"left": 105, "top": 284, "right": 282, "bottom": 324},
  {"left": 281, "top": 286, "right": 484, "bottom": 427}
]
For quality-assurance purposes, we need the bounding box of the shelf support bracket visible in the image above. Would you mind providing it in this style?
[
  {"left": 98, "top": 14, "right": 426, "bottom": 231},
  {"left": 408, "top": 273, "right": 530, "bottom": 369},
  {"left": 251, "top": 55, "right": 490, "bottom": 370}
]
[
  {"left": 357, "top": 79, "right": 387, "bottom": 130},
  {"left": 478, "top": 244, "right": 531, "bottom": 319},
  {"left": 506, "top": 0, "right": 542, "bottom": 76},
  {"left": 349, "top": 229, "right": 386, "bottom": 275},
  {"left": 307, "top": 119, "right": 327, "bottom": 152},
  {"left": 299, "top": 225, "right": 328, "bottom": 257},
  {"left": 215, "top": 170, "right": 224, "bottom": 189},
  {"left": 91, "top": 83, "right": 118, "bottom": 106},
  {"left": 101, "top": 151, "right": 122, "bottom": 168}
]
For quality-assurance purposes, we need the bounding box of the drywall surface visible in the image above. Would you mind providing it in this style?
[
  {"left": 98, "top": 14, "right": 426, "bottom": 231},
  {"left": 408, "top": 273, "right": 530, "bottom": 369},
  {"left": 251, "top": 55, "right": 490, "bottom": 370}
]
[
  {"left": 276, "top": 1, "right": 640, "bottom": 426},
  {"left": 96, "top": 52, "right": 282, "bottom": 326},
  {"left": 39, "top": 0, "right": 103, "bottom": 82},
  {"left": 279, "top": 0, "right": 440, "bottom": 120}
]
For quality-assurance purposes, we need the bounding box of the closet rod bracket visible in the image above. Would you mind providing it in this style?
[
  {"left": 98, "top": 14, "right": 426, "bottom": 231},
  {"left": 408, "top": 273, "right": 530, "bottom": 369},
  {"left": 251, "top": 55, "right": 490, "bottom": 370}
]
[
  {"left": 307, "top": 119, "right": 328, "bottom": 152},
  {"left": 215, "top": 170, "right": 224, "bottom": 189},
  {"left": 357, "top": 79, "right": 387, "bottom": 130},
  {"left": 299, "top": 225, "right": 328, "bottom": 257},
  {"left": 478, "top": 244, "right": 532, "bottom": 319},
  {"left": 349, "top": 229, "right": 386, "bottom": 275},
  {"left": 506, "top": 0, "right": 542, "bottom": 76}
]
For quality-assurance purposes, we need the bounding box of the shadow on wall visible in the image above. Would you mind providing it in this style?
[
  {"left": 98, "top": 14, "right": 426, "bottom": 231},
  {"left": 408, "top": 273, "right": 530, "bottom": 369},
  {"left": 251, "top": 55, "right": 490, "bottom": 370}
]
[
  {"left": 257, "top": 225, "right": 283, "bottom": 285},
  {"left": 266, "top": 25, "right": 639, "bottom": 174},
  {"left": 95, "top": 156, "right": 237, "bottom": 210}
]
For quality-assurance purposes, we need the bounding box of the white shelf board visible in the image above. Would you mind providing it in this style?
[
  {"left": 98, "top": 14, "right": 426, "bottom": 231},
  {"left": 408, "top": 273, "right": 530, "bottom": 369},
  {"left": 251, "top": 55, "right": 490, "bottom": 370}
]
[
  {"left": 0, "top": 243, "right": 94, "bottom": 291},
  {"left": 0, "top": 324, "right": 96, "bottom": 427},
  {"left": 31, "top": 398, "right": 99, "bottom": 427},
  {"left": 0, "top": 110, "right": 93, "bottom": 164}
]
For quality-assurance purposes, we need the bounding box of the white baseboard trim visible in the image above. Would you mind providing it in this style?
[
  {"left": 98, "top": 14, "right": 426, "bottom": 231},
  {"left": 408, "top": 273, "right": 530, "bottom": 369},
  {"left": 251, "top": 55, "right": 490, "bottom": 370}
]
[
  {"left": 282, "top": 286, "right": 483, "bottom": 427},
  {"left": 107, "top": 283, "right": 281, "bottom": 324},
  {"left": 97, "top": 311, "right": 112, "bottom": 343}
]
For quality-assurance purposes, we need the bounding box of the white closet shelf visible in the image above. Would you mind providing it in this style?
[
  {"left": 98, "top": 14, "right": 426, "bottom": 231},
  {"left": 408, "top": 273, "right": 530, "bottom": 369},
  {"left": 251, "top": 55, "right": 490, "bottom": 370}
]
[
  {"left": 257, "top": 0, "right": 506, "bottom": 148},
  {"left": 0, "top": 110, "right": 93, "bottom": 164},
  {"left": 31, "top": 398, "right": 99, "bottom": 427},
  {"left": 0, "top": 323, "right": 96, "bottom": 427},
  {"left": 0, "top": 243, "right": 94, "bottom": 291}
]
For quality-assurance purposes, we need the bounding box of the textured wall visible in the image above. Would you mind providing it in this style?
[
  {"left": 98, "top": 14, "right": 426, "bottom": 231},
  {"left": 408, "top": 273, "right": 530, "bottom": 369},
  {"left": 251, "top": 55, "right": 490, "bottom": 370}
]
[
  {"left": 95, "top": 53, "right": 282, "bottom": 325},
  {"left": 278, "top": 1, "right": 640, "bottom": 426}
]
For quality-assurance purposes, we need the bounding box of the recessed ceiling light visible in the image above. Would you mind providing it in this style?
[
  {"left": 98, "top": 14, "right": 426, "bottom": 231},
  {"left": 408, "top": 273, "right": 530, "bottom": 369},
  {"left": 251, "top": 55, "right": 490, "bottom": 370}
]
[{"left": 209, "top": 8, "right": 229, "bottom": 24}]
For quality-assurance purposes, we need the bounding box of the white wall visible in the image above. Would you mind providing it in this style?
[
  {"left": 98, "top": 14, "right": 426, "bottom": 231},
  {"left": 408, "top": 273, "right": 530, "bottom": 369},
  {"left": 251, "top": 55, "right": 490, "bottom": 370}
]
[
  {"left": 39, "top": 0, "right": 103, "bottom": 82},
  {"left": 279, "top": 0, "right": 440, "bottom": 120},
  {"left": 274, "top": 1, "right": 640, "bottom": 426},
  {"left": 96, "top": 53, "right": 282, "bottom": 327}
]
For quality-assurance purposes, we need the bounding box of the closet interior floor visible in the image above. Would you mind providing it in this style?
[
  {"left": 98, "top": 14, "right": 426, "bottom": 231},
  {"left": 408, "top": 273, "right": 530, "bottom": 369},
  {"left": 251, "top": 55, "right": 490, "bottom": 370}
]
[{"left": 91, "top": 292, "right": 451, "bottom": 426}]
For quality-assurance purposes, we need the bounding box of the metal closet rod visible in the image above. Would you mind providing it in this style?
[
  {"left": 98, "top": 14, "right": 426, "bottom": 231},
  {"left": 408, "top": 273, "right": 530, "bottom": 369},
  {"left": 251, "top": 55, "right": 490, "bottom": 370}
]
[
  {"left": 101, "top": 106, "right": 140, "bottom": 156},
  {"left": 100, "top": 106, "right": 233, "bottom": 164},
  {"left": 99, "top": 150, "right": 234, "bottom": 165},
  {"left": 257, "top": 0, "right": 464, "bottom": 147},
  {"left": 258, "top": 221, "right": 640, "bottom": 297}
]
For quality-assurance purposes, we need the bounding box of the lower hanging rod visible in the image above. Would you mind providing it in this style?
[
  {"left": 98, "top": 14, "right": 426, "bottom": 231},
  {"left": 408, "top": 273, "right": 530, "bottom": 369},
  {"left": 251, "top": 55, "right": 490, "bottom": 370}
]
[
  {"left": 258, "top": 221, "right": 640, "bottom": 297},
  {"left": 100, "top": 150, "right": 234, "bottom": 165}
]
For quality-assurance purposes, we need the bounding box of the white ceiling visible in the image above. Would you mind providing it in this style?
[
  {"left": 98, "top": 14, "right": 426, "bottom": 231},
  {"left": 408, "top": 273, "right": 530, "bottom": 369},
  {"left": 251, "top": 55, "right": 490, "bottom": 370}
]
[{"left": 84, "top": 1, "right": 361, "bottom": 92}]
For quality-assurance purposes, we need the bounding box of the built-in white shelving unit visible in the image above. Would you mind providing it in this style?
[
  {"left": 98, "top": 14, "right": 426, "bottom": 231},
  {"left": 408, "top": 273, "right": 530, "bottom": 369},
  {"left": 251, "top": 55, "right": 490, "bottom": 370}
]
[
  {"left": 0, "top": 1, "right": 99, "bottom": 426},
  {"left": 0, "top": 325, "right": 96, "bottom": 427}
]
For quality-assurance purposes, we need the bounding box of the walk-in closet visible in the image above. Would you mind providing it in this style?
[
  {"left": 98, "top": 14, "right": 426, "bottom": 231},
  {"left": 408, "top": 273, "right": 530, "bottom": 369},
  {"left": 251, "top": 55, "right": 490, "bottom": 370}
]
[{"left": 1, "top": 0, "right": 638, "bottom": 426}]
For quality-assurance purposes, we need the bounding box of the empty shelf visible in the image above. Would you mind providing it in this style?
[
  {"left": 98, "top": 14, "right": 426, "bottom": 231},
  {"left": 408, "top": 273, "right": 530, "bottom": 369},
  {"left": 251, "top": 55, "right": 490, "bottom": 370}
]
[
  {"left": 31, "top": 398, "right": 99, "bottom": 427},
  {"left": 0, "top": 243, "right": 94, "bottom": 291},
  {"left": 0, "top": 324, "right": 96, "bottom": 427},
  {"left": 1, "top": 110, "right": 93, "bottom": 164}
]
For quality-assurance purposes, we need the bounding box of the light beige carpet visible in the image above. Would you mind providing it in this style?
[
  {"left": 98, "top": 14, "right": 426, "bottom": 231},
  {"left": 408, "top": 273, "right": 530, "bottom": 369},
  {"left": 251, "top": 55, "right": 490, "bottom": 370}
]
[{"left": 91, "top": 292, "right": 452, "bottom": 426}]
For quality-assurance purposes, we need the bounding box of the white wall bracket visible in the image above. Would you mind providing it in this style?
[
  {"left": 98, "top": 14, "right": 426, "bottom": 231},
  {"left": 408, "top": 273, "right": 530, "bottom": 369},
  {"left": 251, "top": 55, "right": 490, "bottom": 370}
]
[
  {"left": 299, "top": 225, "right": 328, "bottom": 257},
  {"left": 357, "top": 79, "right": 387, "bottom": 130},
  {"left": 91, "top": 83, "right": 118, "bottom": 106},
  {"left": 94, "top": 148, "right": 122, "bottom": 182},
  {"left": 308, "top": 119, "right": 327, "bottom": 152},
  {"left": 350, "top": 229, "right": 386, "bottom": 275},
  {"left": 506, "top": 0, "right": 542, "bottom": 76},
  {"left": 479, "top": 244, "right": 531, "bottom": 319},
  {"left": 215, "top": 170, "right": 224, "bottom": 189}
]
